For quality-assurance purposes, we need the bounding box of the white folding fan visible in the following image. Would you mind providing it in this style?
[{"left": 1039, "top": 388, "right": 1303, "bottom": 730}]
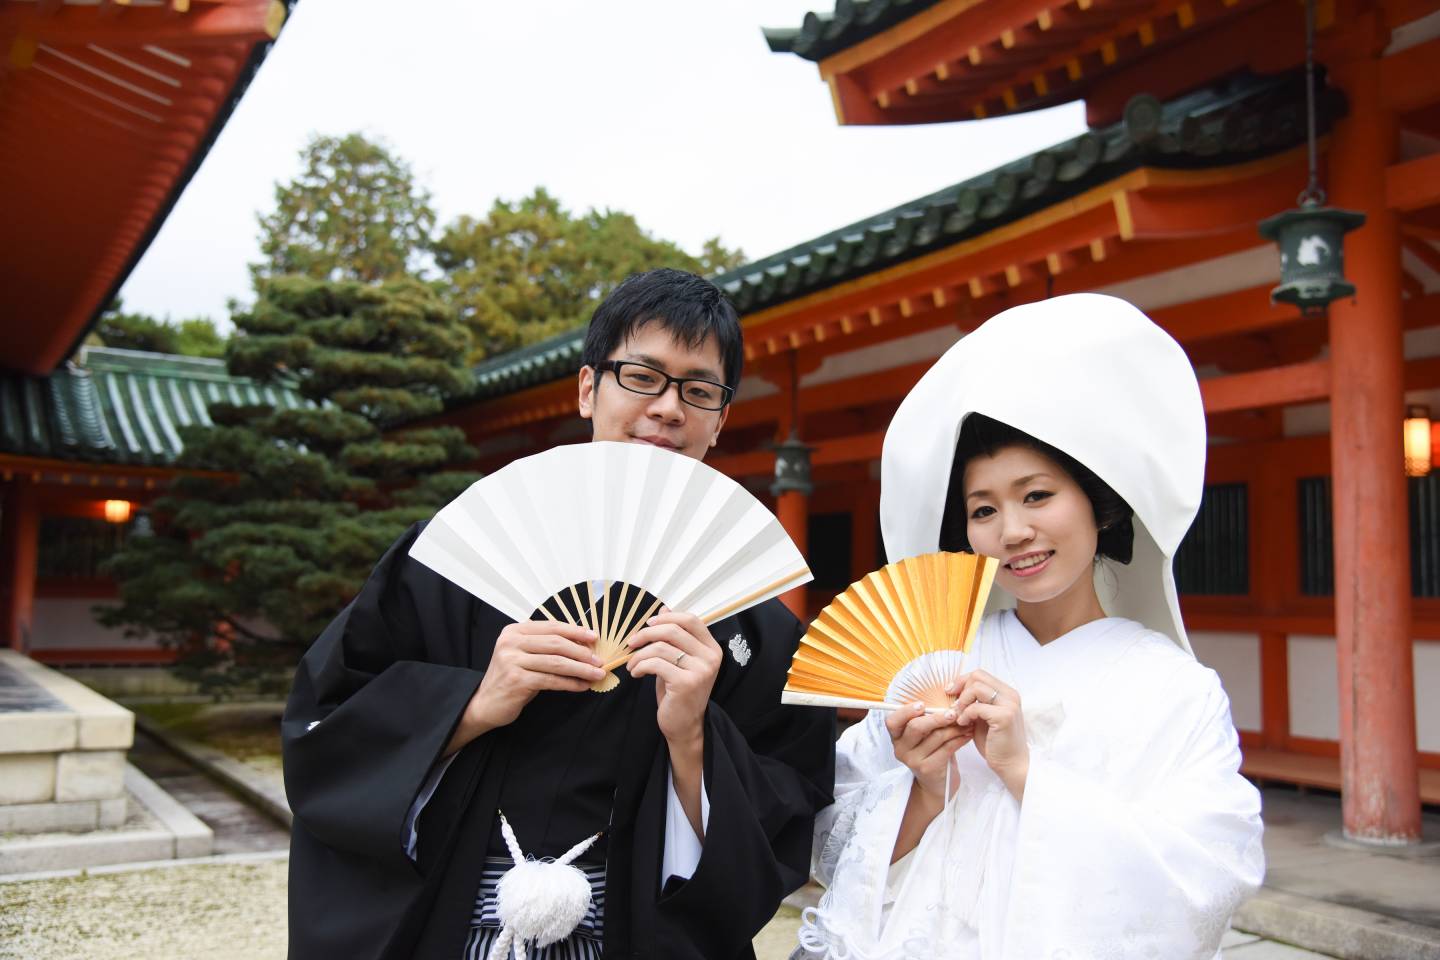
[
  {"left": 409, "top": 441, "right": 813, "bottom": 691},
  {"left": 782, "top": 551, "right": 998, "bottom": 712}
]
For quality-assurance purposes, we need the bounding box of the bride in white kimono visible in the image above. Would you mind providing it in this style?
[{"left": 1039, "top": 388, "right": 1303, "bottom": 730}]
[{"left": 795, "top": 294, "right": 1265, "bottom": 960}]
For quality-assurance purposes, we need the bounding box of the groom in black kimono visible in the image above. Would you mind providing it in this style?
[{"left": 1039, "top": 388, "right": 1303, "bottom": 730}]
[{"left": 282, "top": 268, "right": 836, "bottom": 959}]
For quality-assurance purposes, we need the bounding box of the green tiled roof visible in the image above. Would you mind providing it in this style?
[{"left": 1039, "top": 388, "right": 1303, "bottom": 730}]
[
  {"left": 469, "top": 335, "right": 588, "bottom": 402},
  {"left": 0, "top": 347, "right": 312, "bottom": 467},
  {"left": 764, "top": 0, "right": 941, "bottom": 62},
  {"left": 458, "top": 70, "right": 1335, "bottom": 404}
]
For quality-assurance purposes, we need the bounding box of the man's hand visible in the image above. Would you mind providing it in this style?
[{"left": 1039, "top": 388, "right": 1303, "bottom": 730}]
[
  {"left": 626, "top": 609, "right": 722, "bottom": 839},
  {"left": 625, "top": 610, "right": 722, "bottom": 744},
  {"left": 446, "top": 621, "right": 601, "bottom": 756}
]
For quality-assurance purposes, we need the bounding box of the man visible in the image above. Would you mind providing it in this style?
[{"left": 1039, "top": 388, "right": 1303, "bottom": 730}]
[{"left": 282, "top": 268, "right": 836, "bottom": 959}]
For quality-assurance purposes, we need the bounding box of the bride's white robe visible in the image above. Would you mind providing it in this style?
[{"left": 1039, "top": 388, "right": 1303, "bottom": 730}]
[{"left": 799, "top": 611, "right": 1265, "bottom": 960}]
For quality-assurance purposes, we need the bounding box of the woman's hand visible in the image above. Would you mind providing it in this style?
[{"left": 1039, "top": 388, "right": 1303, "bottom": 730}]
[
  {"left": 884, "top": 702, "right": 972, "bottom": 803},
  {"left": 885, "top": 702, "right": 972, "bottom": 862},
  {"left": 951, "top": 669, "right": 1029, "bottom": 800}
]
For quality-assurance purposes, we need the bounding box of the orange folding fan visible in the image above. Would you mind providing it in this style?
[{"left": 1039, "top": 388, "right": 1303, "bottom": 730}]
[{"left": 782, "top": 551, "right": 998, "bottom": 712}]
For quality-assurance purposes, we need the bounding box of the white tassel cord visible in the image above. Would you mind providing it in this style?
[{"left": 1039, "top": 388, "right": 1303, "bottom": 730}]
[{"left": 486, "top": 813, "right": 602, "bottom": 960}]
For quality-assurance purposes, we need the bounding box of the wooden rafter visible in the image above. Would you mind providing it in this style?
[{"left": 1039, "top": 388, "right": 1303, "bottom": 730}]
[
  {"left": 0, "top": 1, "right": 283, "bottom": 47},
  {"left": 817, "top": 0, "right": 1272, "bottom": 124},
  {"left": 1, "top": 1, "right": 280, "bottom": 376}
]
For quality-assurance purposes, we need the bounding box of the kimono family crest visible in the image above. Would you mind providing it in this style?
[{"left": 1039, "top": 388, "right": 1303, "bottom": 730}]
[{"left": 728, "top": 632, "right": 752, "bottom": 666}]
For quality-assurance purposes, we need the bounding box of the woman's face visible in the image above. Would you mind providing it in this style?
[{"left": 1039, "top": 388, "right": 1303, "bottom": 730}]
[{"left": 963, "top": 444, "right": 1100, "bottom": 604}]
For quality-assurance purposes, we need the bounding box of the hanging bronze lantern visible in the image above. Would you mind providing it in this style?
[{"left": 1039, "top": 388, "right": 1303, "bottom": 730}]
[
  {"left": 1258, "top": 0, "right": 1365, "bottom": 315},
  {"left": 1258, "top": 201, "right": 1365, "bottom": 314},
  {"left": 771, "top": 430, "right": 814, "bottom": 497}
]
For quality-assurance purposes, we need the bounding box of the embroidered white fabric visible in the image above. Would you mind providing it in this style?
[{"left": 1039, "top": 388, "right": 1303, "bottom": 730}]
[{"left": 796, "top": 611, "right": 1266, "bottom": 960}]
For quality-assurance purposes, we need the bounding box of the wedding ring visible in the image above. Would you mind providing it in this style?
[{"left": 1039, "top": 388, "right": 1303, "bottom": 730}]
[
  {"left": 988, "top": 688, "right": 999, "bottom": 704},
  {"left": 674, "top": 652, "right": 687, "bottom": 667}
]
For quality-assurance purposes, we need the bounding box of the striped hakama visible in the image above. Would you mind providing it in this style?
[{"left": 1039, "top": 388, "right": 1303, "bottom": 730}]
[{"left": 461, "top": 857, "right": 606, "bottom": 960}]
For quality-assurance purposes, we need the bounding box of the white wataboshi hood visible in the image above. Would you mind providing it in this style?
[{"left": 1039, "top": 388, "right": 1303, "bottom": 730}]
[{"left": 879, "top": 293, "right": 1207, "bottom": 654}]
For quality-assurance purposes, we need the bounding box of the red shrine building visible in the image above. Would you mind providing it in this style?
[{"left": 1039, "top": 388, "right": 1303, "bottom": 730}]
[
  {"left": 0, "top": 2, "right": 296, "bottom": 658},
  {"left": 2, "top": 0, "right": 1438, "bottom": 846},
  {"left": 431, "top": 0, "right": 1440, "bottom": 843}
]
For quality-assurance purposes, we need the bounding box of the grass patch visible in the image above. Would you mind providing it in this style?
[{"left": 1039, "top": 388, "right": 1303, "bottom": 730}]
[{"left": 132, "top": 701, "right": 284, "bottom": 764}]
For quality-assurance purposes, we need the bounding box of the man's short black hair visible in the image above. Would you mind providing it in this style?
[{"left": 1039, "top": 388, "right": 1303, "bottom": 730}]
[{"left": 580, "top": 268, "right": 744, "bottom": 391}]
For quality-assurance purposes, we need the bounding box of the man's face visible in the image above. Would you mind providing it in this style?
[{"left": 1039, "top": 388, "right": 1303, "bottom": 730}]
[{"left": 577, "top": 321, "right": 731, "bottom": 462}]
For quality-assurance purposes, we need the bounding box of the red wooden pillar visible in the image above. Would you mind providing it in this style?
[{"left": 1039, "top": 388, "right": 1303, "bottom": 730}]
[
  {"left": 0, "top": 478, "right": 40, "bottom": 652},
  {"left": 771, "top": 351, "right": 813, "bottom": 619},
  {"left": 1327, "top": 52, "right": 1421, "bottom": 842},
  {"left": 776, "top": 489, "right": 808, "bottom": 618}
]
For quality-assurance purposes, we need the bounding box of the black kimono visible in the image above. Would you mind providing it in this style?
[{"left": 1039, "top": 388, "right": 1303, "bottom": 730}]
[{"left": 282, "top": 523, "right": 836, "bottom": 959}]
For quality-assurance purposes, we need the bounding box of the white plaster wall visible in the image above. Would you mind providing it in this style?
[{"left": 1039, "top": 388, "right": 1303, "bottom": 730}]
[
  {"left": 1288, "top": 634, "right": 1341, "bottom": 740},
  {"left": 29, "top": 599, "right": 135, "bottom": 650},
  {"left": 1415, "top": 642, "right": 1440, "bottom": 753},
  {"left": 1188, "top": 631, "right": 1262, "bottom": 733},
  {"left": 1288, "top": 634, "right": 1440, "bottom": 751}
]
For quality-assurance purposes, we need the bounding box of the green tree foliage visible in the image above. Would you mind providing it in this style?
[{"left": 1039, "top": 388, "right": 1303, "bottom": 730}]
[
  {"left": 697, "top": 236, "right": 748, "bottom": 275},
  {"left": 95, "top": 301, "right": 225, "bottom": 358},
  {"left": 433, "top": 188, "right": 744, "bottom": 362},
  {"left": 254, "top": 132, "right": 436, "bottom": 284},
  {"left": 100, "top": 277, "right": 481, "bottom": 690}
]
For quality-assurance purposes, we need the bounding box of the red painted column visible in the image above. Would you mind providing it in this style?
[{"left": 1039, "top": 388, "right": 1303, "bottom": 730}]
[
  {"left": 776, "top": 490, "right": 809, "bottom": 618},
  {"left": 0, "top": 478, "right": 40, "bottom": 652},
  {"left": 1326, "top": 52, "right": 1421, "bottom": 842}
]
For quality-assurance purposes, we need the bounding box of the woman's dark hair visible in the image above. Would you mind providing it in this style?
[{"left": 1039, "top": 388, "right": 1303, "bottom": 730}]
[
  {"left": 938, "top": 414, "right": 1135, "bottom": 564},
  {"left": 580, "top": 268, "right": 744, "bottom": 391}
]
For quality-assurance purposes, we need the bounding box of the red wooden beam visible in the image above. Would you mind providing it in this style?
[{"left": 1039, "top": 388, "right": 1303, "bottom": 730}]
[
  {"left": 1386, "top": 151, "right": 1440, "bottom": 213},
  {"left": 1150, "top": 285, "right": 1285, "bottom": 342},
  {"left": 1406, "top": 355, "right": 1440, "bottom": 390},
  {"left": 1198, "top": 358, "right": 1331, "bottom": 413},
  {"left": 1119, "top": 161, "right": 1307, "bottom": 240},
  {"left": 1381, "top": 36, "right": 1440, "bottom": 116}
]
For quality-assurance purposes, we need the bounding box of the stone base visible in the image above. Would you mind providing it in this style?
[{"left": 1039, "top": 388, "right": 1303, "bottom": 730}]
[
  {"left": 0, "top": 765, "right": 211, "bottom": 877},
  {"left": 0, "top": 795, "right": 126, "bottom": 834},
  {"left": 0, "top": 651, "right": 134, "bottom": 832}
]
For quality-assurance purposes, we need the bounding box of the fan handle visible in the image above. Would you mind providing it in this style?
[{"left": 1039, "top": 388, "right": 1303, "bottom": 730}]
[
  {"left": 780, "top": 691, "right": 953, "bottom": 714},
  {"left": 598, "top": 566, "right": 811, "bottom": 674}
]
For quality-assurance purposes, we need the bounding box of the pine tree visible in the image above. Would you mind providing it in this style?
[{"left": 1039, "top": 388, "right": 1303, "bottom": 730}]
[{"left": 100, "top": 277, "right": 480, "bottom": 690}]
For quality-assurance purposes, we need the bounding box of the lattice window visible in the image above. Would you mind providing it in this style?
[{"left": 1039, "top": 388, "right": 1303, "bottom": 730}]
[{"left": 1175, "top": 483, "right": 1250, "bottom": 596}]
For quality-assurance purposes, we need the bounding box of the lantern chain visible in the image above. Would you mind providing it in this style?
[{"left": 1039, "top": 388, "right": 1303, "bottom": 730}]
[{"left": 1299, "top": 0, "right": 1326, "bottom": 207}]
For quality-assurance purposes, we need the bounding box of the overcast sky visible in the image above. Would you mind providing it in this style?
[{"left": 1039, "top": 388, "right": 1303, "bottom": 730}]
[{"left": 118, "top": 0, "right": 1087, "bottom": 326}]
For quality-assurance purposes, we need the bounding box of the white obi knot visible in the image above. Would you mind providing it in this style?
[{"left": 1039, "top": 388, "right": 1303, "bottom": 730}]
[{"left": 486, "top": 813, "right": 601, "bottom": 960}]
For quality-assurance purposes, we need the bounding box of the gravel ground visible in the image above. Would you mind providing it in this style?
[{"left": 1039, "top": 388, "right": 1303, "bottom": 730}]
[
  {"left": 0, "top": 859, "right": 288, "bottom": 960},
  {"left": 0, "top": 856, "right": 804, "bottom": 960}
]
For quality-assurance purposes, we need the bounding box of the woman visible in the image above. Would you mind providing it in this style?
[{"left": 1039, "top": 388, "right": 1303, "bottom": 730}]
[{"left": 795, "top": 294, "right": 1264, "bottom": 960}]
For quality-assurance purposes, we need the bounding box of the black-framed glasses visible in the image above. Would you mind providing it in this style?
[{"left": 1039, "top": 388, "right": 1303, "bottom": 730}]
[{"left": 596, "top": 360, "right": 734, "bottom": 410}]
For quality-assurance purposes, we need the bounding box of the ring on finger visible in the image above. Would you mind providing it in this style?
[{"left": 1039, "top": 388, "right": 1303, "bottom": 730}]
[
  {"left": 987, "top": 687, "right": 999, "bottom": 704},
  {"left": 674, "top": 651, "right": 687, "bottom": 667}
]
